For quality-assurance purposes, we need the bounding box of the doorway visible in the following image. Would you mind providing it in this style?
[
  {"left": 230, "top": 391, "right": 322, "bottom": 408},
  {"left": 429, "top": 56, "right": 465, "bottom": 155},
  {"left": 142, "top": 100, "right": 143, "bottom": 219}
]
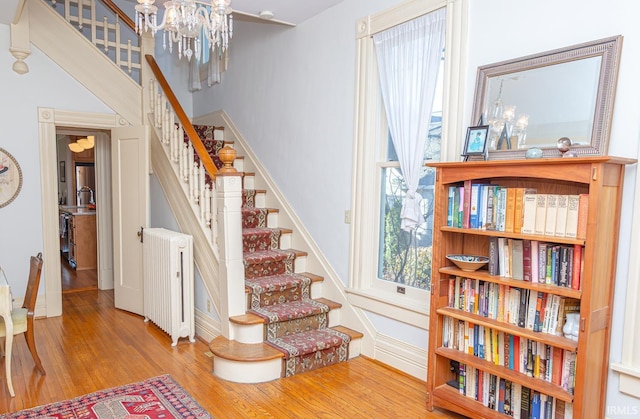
[
  {"left": 56, "top": 131, "right": 104, "bottom": 293},
  {"left": 39, "top": 108, "right": 124, "bottom": 318}
]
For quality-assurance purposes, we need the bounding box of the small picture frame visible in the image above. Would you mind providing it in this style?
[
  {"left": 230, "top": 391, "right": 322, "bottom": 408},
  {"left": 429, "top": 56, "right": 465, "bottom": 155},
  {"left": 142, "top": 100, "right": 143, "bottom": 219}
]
[{"left": 462, "top": 125, "right": 490, "bottom": 159}]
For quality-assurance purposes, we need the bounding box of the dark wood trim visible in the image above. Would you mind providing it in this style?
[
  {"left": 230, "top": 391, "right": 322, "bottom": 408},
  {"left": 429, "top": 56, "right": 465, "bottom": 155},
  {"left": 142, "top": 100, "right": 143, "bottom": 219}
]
[{"left": 145, "top": 54, "right": 219, "bottom": 179}]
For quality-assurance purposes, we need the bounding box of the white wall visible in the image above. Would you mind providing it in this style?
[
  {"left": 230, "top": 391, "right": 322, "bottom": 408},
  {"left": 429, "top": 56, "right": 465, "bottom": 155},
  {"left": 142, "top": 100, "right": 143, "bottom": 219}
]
[
  {"left": 0, "top": 25, "right": 112, "bottom": 298},
  {"left": 192, "top": 0, "right": 640, "bottom": 413}
]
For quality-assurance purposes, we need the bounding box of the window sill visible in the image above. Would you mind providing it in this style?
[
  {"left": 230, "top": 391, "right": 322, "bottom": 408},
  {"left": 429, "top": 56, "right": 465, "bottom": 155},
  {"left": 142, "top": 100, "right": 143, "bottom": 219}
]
[
  {"left": 346, "top": 288, "right": 429, "bottom": 329},
  {"left": 611, "top": 362, "right": 640, "bottom": 399}
]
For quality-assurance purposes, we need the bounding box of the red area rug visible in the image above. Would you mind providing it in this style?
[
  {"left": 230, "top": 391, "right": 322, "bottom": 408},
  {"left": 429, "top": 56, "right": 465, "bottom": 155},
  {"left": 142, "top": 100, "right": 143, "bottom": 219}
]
[{"left": 5, "top": 375, "right": 211, "bottom": 418}]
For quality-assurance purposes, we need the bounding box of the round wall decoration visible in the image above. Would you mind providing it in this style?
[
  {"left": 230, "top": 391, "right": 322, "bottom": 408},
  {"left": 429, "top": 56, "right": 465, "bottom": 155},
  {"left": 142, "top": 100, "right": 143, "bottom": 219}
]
[{"left": 0, "top": 147, "right": 23, "bottom": 208}]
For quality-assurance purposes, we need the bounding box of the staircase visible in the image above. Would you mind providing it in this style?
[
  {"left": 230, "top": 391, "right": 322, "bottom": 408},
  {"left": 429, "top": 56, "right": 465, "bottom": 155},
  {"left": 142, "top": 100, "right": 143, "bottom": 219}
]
[
  {"left": 16, "top": 0, "right": 366, "bottom": 383},
  {"left": 189, "top": 125, "right": 363, "bottom": 382}
]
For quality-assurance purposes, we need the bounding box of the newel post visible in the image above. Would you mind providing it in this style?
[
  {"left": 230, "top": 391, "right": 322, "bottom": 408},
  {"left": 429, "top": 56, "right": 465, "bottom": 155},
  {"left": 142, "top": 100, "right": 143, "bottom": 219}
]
[{"left": 215, "top": 147, "right": 244, "bottom": 338}]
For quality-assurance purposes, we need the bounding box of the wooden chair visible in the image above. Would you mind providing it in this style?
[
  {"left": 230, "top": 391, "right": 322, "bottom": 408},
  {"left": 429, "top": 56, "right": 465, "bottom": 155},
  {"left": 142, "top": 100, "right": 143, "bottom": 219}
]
[{"left": 0, "top": 252, "right": 46, "bottom": 375}]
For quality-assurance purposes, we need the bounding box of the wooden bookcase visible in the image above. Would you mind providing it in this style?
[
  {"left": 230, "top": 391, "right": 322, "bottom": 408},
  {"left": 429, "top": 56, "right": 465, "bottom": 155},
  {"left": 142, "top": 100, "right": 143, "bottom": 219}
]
[{"left": 426, "top": 157, "right": 635, "bottom": 418}]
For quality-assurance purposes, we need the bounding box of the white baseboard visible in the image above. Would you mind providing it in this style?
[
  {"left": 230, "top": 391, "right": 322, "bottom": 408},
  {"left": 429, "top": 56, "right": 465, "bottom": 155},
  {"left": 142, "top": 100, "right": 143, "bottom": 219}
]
[
  {"left": 195, "top": 308, "right": 220, "bottom": 343},
  {"left": 373, "top": 333, "right": 427, "bottom": 381}
]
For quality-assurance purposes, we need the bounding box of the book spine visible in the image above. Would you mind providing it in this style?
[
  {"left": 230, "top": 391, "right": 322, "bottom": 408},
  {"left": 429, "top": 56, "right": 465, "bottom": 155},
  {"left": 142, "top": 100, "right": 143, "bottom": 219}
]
[
  {"left": 462, "top": 180, "right": 472, "bottom": 229},
  {"left": 488, "top": 236, "right": 499, "bottom": 276},
  {"left": 505, "top": 188, "right": 516, "bottom": 233},
  {"left": 576, "top": 193, "right": 589, "bottom": 239},
  {"left": 572, "top": 245, "right": 582, "bottom": 290},
  {"left": 565, "top": 195, "right": 580, "bottom": 238},
  {"left": 544, "top": 194, "right": 558, "bottom": 236},
  {"left": 555, "top": 194, "right": 569, "bottom": 237},
  {"left": 523, "top": 239, "right": 532, "bottom": 282},
  {"left": 521, "top": 191, "right": 537, "bottom": 234},
  {"left": 514, "top": 188, "right": 525, "bottom": 235},
  {"left": 535, "top": 194, "right": 548, "bottom": 235}
]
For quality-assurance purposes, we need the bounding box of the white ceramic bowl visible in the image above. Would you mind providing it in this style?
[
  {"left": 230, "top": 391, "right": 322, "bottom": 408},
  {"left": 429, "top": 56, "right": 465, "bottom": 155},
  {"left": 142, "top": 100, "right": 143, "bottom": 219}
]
[{"left": 446, "top": 254, "right": 489, "bottom": 272}]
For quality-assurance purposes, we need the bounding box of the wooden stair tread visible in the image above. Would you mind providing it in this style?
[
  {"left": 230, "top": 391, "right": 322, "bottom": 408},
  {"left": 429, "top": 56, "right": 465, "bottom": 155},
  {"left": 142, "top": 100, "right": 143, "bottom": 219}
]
[
  {"left": 315, "top": 298, "right": 342, "bottom": 310},
  {"left": 298, "top": 272, "right": 324, "bottom": 283},
  {"left": 209, "top": 336, "right": 284, "bottom": 362},
  {"left": 332, "top": 325, "right": 364, "bottom": 340}
]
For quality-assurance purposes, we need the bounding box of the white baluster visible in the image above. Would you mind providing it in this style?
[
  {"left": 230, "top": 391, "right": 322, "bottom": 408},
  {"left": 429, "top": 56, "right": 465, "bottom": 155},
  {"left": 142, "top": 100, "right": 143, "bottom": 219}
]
[
  {"left": 103, "top": 16, "right": 109, "bottom": 52},
  {"left": 199, "top": 164, "right": 206, "bottom": 220}
]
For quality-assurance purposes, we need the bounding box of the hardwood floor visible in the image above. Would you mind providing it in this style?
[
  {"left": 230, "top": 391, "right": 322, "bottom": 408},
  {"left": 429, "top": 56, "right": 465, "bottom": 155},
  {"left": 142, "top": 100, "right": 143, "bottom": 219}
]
[
  {"left": 0, "top": 290, "right": 463, "bottom": 418},
  {"left": 60, "top": 254, "right": 97, "bottom": 293}
]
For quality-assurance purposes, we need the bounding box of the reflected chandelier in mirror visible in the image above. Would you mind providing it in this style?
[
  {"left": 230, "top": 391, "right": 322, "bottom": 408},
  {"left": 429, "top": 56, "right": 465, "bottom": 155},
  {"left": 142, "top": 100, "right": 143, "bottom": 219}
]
[{"left": 471, "top": 35, "right": 622, "bottom": 159}]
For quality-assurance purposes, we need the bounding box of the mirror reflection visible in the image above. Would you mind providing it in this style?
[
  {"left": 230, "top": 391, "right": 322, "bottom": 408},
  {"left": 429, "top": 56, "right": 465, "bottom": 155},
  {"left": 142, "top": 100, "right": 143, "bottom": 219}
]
[
  {"left": 484, "top": 56, "right": 601, "bottom": 150},
  {"left": 471, "top": 35, "right": 622, "bottom": 159}
]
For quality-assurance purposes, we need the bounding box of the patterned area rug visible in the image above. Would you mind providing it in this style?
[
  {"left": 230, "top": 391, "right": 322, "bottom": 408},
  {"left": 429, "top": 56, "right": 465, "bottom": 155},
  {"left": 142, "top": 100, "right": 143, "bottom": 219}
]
[{"left": 4, "top": 375, "right": 211, "bottom": 418}]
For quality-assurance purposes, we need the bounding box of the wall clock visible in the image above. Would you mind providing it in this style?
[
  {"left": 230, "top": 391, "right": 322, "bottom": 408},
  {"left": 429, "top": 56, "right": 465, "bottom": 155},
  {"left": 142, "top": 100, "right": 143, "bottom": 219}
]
[{"left": 0, "top": 148, "right": 23, "bottom": 208}]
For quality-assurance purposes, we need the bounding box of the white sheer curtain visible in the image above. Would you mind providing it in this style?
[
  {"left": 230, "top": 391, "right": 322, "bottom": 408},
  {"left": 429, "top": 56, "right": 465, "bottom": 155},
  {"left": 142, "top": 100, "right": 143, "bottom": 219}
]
[
  {"left": 189, "top": 50, "right": 226, "bottom": 92},
  {"left": 373, "top": 9, "right": 446, "bottom": 231}
]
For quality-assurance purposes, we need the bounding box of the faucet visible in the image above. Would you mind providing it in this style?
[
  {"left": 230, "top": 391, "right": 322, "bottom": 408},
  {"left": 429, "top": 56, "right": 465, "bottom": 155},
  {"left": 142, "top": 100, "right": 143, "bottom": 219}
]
[{"left": 77, "top": 186, "right": 95, "bottom": 205}]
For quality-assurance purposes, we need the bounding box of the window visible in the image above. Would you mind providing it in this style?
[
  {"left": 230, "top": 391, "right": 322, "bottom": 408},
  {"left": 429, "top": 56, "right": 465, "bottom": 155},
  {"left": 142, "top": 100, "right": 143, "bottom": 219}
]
[{"left": 347, "top": 0, "right": 468, "bottom": 327}]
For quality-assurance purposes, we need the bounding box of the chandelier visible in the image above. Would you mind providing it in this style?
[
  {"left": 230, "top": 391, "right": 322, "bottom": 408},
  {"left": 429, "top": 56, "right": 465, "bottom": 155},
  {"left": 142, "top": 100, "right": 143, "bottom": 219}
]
[{"left": 134, "top": 0, "right": 233, "bottom": 61}]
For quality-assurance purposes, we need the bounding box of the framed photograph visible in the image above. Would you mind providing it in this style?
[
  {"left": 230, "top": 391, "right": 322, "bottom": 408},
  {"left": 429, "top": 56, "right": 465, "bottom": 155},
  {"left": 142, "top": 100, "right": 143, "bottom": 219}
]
[
  {"left": 0, "top": 147, "right": 23, "bottom": 208},
  {"left": 60, "top": 161, "right": 66, "bottom": 182},
  {"left": 462, "top": 125, "right": 490, "bottom": 158}
]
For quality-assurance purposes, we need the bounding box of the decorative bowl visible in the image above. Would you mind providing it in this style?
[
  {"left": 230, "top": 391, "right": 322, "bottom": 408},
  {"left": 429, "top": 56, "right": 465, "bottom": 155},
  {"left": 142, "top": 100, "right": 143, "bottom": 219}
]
[{"left": 446, "top": 254, "right": 489, "bottom": 272}]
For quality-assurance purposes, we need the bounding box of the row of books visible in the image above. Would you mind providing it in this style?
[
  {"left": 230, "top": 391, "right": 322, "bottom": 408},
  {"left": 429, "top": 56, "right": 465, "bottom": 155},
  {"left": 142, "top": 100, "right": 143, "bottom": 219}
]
[
  {"left": 488, "top": 238, "right": 583, "bottom": 290},
  {"left": 448, "top": 277, "right": 581, "bottom": 335},
  {"left": 453, "top": 362, "right": 574, "bottom": 419},
  {"left": 447, "top": 182, "right": 589, "bottom": 239},
  {"left": 443, "top": 317, "right": 577, "bottom": 391}
]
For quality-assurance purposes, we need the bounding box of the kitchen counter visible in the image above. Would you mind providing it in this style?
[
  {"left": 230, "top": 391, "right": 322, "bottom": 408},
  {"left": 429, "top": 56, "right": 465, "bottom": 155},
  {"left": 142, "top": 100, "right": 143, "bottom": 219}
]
[{"left": 59, "top": 205, "right": 96, "bottom": 216}]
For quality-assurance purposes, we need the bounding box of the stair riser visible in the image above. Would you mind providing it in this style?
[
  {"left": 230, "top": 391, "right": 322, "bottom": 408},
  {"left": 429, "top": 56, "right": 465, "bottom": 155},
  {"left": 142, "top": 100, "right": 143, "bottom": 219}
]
[
  {"left": 213, "top": 356, "right": 282, "bottom": 383},
  {"left": 266, "top": 313, "right": 328, "bottom": 341},
  {"left": 244, "top": 255, "right": 307, "bottom": 279}
]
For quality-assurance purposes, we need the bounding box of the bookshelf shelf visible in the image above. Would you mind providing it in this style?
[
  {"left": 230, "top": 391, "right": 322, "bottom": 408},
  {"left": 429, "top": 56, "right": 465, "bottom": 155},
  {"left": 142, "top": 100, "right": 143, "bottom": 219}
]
[
  {"left": 434, "top": 347, "right": 574, "bottom": 403},
  {"left": 437, "top": 307, "right": 579, "bottom": 351},
  {"left": 426, "top": 157, "right": 636, "bottom": 418},
  {"left": 439, "top": 226, "right": 587, "bottom": 246},
  {"left": 438, "top": 266, "right": 583, "bottom": 299}
]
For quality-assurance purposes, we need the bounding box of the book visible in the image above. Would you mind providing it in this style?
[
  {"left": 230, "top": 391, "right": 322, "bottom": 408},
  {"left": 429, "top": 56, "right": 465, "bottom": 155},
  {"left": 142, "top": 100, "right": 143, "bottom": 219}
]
[
  {"left": 505, "top": 188, "right": 517, "bottom": 233},
  {"left": 521, "top": 191, "right": 537, "bottom": 234},
  {"left": 498, "top": 237, "right": 507, "bottom": 278},
  {"left": 558, "top": 246, "right": 571, "bottom": 287},
  {"left": 447, "top": 186, "right": 456, "bottom": 226},
  {"left": 544, "top": 194, "right": 558, "bottom": 236},
  {"left": 572, "top": 245, "right": 583, "bottom": 290},
  {"left": 520, "top": 386, "right": 531, "bottom": 419},
  {"left": 523, "top": 239, "right": 533, "bottom": 282},
  {"left": 555, "top": 194, "right": 569, "bottom": 237},
  {"left": 552, "top": 346, "right": 563, "bottom": 386},
  {"left": 538, "top": 242, "right": 548, "bottom": 283},
  {"left": 535, "top": 194, "right": 548, "bottom": 235},
  {"left": 470, "top": 183, "right": 481, "bottom": 229},
  {"left": 496, "top": 187, "right": 508, "bottom": 232},
  {"left": 485, "top": 186, "right": 496, "bottom": 230},
  {"left": 576, "top": 193, "right": 589, "bottom": 239},
  {"left": 513, "top": 187, "right": 526, "bottom": 235},
  {"left": 488, "top": 236, "right": 499, "bottom": 276},
  {"left": 526, "top": 290, "right": 538, "bottom": 330},
  {"left": 462, "top": 180, "right": 472, "bottom": 229},
  {"left": 531, "top": 240, "right": 539, "bottom": 284},
  {"left": 565, "top": 195, "right": 580, "bottom": 238},
  {"left": 511, "top": 239, "right": 524, "bottom": 280}
]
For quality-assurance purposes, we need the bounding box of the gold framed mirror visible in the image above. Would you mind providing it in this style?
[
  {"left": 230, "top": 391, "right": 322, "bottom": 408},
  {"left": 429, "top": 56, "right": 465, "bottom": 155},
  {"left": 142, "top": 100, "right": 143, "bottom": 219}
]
[{"left": 471, "top": 35, "right": 623, "bottom": 159}]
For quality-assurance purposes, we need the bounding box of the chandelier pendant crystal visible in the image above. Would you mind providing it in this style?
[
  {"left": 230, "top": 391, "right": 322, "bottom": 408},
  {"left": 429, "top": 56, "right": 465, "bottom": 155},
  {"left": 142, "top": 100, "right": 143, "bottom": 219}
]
[{"left": 135, "top": 0, "right": 233, "bottom": 61}]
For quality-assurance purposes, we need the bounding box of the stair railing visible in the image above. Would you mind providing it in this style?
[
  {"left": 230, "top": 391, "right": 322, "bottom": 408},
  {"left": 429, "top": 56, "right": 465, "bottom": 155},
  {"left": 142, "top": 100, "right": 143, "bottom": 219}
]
[
  {"left": 145, "top": 54, "right": 236, "bottom": 247},
  {"left": 47, "top": 0, "right": 142, "bottom": 82}
]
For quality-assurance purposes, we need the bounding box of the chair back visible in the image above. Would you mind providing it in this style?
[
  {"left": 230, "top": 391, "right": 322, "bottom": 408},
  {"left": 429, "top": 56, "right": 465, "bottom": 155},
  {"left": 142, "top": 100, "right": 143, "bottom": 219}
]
[{"left": 23, "top": 252, "right": 43, "bottom": 314}]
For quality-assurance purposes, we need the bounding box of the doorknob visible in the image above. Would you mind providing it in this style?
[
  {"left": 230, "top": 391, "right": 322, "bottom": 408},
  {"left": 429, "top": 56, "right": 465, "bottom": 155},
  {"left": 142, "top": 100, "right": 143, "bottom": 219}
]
[{"left": 137, "top": 227, "right": 144, "bottom": 243}]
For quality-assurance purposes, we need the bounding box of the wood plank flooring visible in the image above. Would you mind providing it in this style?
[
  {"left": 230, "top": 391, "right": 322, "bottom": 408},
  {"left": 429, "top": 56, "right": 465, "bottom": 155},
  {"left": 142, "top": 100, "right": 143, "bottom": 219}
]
[{"left": 0, "top": 290, "right": 463, "bottom": 418}]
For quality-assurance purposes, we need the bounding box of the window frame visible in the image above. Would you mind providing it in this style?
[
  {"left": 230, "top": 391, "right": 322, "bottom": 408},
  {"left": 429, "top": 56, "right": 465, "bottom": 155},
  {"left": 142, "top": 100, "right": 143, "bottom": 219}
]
[{"left": 347, "top": 0, "right": 468, "bottom": 328}]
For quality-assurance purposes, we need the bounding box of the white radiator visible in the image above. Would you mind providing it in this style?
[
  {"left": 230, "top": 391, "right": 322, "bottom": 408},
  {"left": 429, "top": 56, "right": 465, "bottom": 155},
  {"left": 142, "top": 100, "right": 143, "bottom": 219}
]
[{"left": 143, "top": 228, "right": 195, "bottom": 346}]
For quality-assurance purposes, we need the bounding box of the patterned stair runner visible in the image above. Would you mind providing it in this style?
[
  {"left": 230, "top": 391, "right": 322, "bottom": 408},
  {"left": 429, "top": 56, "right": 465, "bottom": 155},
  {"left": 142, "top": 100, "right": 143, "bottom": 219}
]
[{"left": 198, "top": 126, "right": 352, "bottom": 377}]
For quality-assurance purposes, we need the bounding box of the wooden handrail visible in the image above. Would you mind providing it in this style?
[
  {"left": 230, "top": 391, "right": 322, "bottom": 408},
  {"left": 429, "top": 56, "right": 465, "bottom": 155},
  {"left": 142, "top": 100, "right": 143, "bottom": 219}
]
[
  {"left": 145, "top": 54, "right": 219, "bottom": 179},
  {"left": 102, "top": 0, "right": 136, "bottom": 32}
]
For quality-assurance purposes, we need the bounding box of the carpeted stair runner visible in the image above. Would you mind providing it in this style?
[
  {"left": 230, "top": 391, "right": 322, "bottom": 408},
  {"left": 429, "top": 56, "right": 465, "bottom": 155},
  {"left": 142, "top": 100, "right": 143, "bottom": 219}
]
[{"left": 199, "top": 125, "right": 354, "bottom": 377}]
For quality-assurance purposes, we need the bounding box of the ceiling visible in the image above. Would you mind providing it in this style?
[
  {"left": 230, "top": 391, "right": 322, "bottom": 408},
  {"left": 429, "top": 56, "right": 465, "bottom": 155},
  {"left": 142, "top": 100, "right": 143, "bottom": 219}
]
[{"left": 0, "top": 1, "right": 345, "bottom": 26}]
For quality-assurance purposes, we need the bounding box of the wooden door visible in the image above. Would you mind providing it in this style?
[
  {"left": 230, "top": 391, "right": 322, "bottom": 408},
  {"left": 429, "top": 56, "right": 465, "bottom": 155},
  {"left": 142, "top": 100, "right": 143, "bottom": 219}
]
[{"left": 111, "top": 126, "right": 149, "bottom": 315}]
